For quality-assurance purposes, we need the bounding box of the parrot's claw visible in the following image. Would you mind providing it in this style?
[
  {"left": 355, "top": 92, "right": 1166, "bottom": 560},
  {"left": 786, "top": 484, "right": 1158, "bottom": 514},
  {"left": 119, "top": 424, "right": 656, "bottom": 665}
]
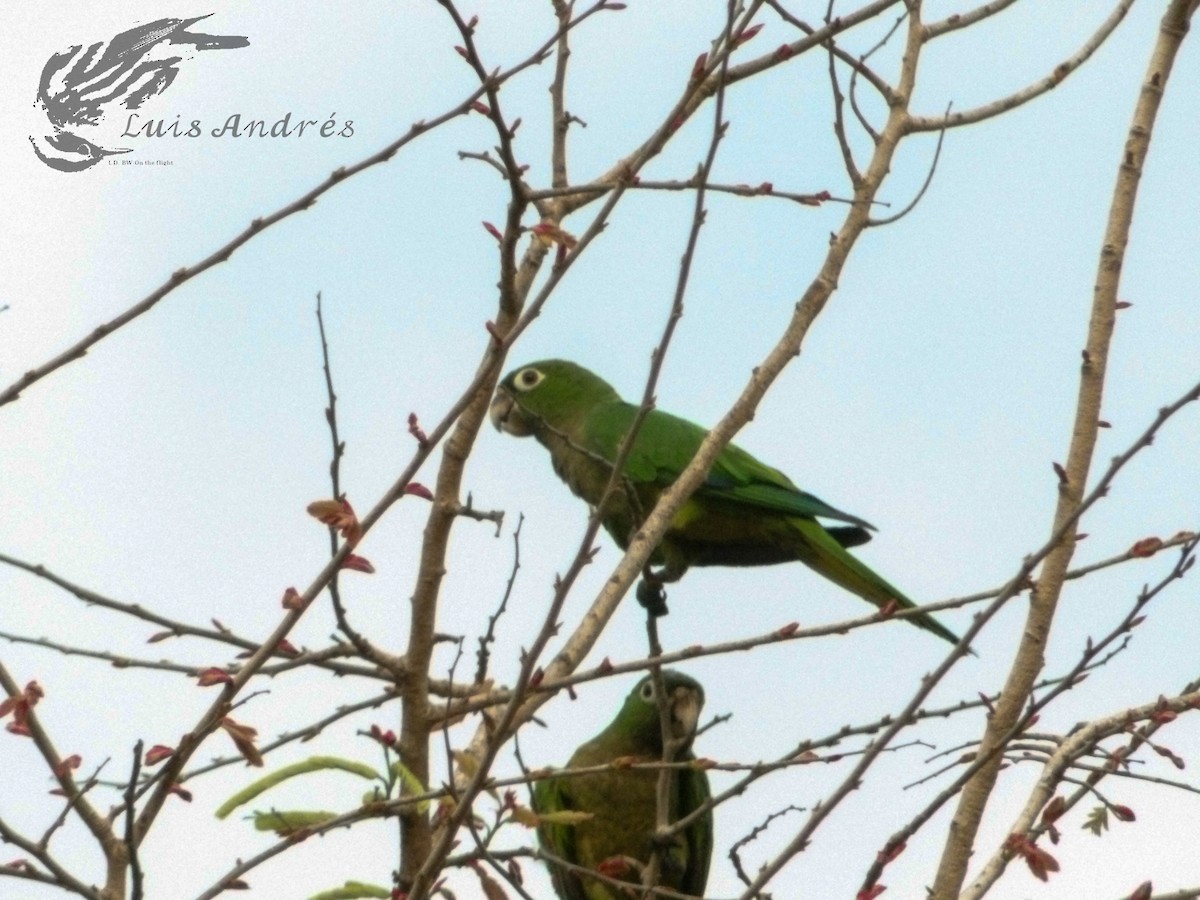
[{"left": 636, "top": 576, "right": 669, "bottom": 617}]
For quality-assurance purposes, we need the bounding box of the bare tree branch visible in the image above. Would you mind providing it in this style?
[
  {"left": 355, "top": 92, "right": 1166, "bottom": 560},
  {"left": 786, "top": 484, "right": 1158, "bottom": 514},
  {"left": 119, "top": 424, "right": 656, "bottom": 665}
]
[
  {"left": 924, "top": 0, "right": 1022, "bottom": 39},
  {"left": 908, "top": 0, "right": 1136, "bottom": 133},
  {"left": 930, "top": 2, "right": 1199, "bottom": 895}
]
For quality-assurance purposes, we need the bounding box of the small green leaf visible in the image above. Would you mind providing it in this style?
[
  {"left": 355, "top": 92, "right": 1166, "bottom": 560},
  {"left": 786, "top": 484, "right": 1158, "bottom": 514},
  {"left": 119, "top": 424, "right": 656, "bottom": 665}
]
[{"left": 1081, "top": 805, "right": 1110, "bottom": 836}]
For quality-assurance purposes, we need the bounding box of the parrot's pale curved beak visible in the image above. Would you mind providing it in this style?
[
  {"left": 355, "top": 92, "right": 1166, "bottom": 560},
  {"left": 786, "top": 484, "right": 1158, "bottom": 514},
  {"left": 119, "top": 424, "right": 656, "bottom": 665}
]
[
  {"left": 669, "top": 686, "right": 703, "bottom": 744},
  {"left": 489, "top": 388, "right": 533, "bottom": 436}
]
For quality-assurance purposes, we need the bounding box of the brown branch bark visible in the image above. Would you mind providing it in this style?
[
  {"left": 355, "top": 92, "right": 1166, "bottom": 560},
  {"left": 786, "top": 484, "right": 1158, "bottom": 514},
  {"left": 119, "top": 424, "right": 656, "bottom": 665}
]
[{"left": 924, "top": 0, "right": 1021, "bottom": 39}]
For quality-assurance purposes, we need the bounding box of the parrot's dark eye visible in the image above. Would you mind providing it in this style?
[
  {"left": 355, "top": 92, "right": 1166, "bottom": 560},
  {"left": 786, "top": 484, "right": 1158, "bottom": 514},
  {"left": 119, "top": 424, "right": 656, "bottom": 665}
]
[
  {"left": 514, "top": 368, "right": 544, "bottom": 391},
  {"left": 639, "top": 681, "right": 655, "bottom": 702}
]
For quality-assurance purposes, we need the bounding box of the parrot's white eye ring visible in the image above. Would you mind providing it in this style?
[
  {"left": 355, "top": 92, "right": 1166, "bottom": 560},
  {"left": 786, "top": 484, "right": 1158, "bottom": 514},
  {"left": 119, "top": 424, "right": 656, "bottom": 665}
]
[
  {"left": 639, "top": 680, "right": 655, "bottom": 702},
  {"left": 514, "top": 368, "right": 544, "bottom": 391}
]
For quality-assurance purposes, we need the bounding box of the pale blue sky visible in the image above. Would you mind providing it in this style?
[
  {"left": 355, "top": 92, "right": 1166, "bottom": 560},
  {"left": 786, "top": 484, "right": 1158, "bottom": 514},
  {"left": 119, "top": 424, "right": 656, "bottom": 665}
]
[{"left": 3, "top": 2, "right": 1199, "bottom": 898}]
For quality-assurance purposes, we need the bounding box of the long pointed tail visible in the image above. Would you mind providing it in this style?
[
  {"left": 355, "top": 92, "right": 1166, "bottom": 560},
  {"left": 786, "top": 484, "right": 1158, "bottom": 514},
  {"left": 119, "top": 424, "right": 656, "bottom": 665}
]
[{"left": 787, "top": 517, "right": 961, "bottom": 646}]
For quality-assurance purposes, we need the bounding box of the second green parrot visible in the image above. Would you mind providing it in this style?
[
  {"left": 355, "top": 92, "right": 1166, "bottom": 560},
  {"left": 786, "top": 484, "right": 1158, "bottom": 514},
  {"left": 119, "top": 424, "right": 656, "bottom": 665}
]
[
  {"left": 490, "top": 359, "right": 959, "bottom": 645},
  {"left": 533, "top": 670, "right": 712, "bottom": 899}
]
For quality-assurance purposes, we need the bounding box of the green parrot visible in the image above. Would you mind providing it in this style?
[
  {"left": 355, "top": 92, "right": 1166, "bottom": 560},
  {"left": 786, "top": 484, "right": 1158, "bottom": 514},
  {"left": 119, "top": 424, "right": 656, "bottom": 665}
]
[
  {"left": 490, "top": 359, "right": 959, "bottom": 645},
  {"left": 533, "top": 670, "right": 712, "bottom": 899}
]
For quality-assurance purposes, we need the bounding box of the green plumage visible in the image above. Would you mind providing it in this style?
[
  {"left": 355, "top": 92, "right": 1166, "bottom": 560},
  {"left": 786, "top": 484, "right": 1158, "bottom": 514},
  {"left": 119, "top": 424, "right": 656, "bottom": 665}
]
[
  {"left": 533, "top": 671, "right": 712, "bottom": 899},
  {"left": 491, "top": 359, "right": 959, "bottom": 645}
]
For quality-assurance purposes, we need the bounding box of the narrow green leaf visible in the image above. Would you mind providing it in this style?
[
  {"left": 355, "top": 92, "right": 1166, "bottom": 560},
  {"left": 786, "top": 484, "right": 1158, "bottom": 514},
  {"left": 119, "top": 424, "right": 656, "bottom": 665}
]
[
  {"left": 390, "top": 760, "right": 431, "bottom": 812},
  {"left": 307, "top": 882, "right": 392, "bottom": 899},
  {"left": 251, "top": 809, "right": 338, "bottom": 834},
  {"left": 216, "top": 756, "right": 381, "bottom": 819}
]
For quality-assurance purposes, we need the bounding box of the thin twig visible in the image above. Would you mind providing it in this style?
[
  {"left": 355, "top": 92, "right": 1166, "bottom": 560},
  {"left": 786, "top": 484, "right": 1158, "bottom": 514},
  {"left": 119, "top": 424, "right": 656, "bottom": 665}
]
[
  {"left": 475, "top": 514, "right": 523, "bottom": 685},
  {"left": 126, "top": 742, "right": 144, "bottom": 900},
  {"left": 868, "top": 102, "right": 950, "bottom": 226},
  {"left": 825, "top": 1, "right": 862, "bottom": 186},
  {"left": 764, "top": 0, "right": 895, "bottom": 100},
  {"left": 729, "top": 805, "right": 805, "bottom": 889},
  {"left": 924, "top": 0, "right": 1024, "bottom": 40}
]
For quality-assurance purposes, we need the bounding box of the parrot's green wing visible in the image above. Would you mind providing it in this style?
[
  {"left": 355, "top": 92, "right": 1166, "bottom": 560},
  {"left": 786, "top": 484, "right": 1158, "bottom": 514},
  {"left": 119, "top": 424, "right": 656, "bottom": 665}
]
[
  {"left": 582, "top": 400, "right": 963, "bottom": 645},
  {"left": 532, "top": 773, "right": 587, "bottom": 900},
  {"left": 582, "top": 401, "right": 874, "bottom": 528},
  {"left": 678, "top": 764, "right": 712, "bottom": 896}
]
